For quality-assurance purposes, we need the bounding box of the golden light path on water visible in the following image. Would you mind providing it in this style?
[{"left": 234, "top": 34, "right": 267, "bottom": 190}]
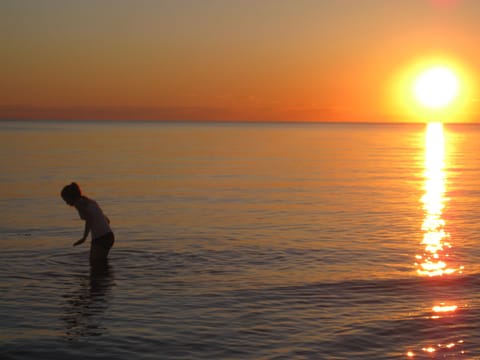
[
  {"left": 407, "top": 122, "right": 465, "bottom": 358},
  {"left": 415, "top": 122, "right": 462, "bottom": 277}
]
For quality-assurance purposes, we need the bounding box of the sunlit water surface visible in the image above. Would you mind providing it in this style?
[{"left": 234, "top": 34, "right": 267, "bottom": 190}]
[{"left": 2, "top": 121, "right": 480, "bottom": 359}]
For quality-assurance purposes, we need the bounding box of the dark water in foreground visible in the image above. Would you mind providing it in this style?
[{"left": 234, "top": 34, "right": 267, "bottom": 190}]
[{"left": 2, "top": 121, "right": 480, "bottom": 359}]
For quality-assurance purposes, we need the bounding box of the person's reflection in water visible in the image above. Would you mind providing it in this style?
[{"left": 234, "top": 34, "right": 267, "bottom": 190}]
[{"left": 62, "top": 261, "right": 115, "bottom": 339}]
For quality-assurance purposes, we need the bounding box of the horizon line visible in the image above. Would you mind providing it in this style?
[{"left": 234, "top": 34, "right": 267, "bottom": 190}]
[
  {"left": 1, "top": 104, "right": 477, "bottom": 124},
  {"left": 1, "top": 118, "right": 479, "bottom": 126}
]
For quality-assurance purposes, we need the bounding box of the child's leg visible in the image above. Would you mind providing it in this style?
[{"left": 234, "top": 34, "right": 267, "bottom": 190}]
[
  {"left": 90, "top": 243, "right": 109, "bottom": 264},
  {"left": 90, "top": 233, "right": 114, "bottom": 265}
]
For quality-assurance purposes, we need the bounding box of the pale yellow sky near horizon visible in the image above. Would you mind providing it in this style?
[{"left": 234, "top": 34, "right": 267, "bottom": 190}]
[{"left": 2, "top": 0, "right": 480, "bottom": 122}]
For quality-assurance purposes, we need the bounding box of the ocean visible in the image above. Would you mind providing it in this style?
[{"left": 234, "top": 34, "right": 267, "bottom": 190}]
[{"left": 2, "top": 120, "right": 480, "bottom": 359}]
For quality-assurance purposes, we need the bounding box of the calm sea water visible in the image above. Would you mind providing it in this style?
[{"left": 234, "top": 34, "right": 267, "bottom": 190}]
[{"left": 2, "top": 120, "right": 480, "bottom": 359}]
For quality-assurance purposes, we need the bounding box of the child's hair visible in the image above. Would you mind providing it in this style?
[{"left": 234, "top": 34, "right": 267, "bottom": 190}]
[{"left": 61, "top": 182, "right": 82, "bottom": 205}]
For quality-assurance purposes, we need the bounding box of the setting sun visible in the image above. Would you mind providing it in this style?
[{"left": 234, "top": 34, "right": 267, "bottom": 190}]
[
  {"left": 413, "top": 67, "right": 459, "bottom": 109},
  {"left": 392, "top": 55, "right": 476, "bottom": 122}
]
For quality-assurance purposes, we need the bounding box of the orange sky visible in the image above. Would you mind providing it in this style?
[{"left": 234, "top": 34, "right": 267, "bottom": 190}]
[{"left": 1, "top": 0, "right": 480, "bottom": 122}]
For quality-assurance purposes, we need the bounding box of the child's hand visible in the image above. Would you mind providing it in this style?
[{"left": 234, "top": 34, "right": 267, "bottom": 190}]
[{"left": 73, "top": 238, "right": 85, "bottom": 247}]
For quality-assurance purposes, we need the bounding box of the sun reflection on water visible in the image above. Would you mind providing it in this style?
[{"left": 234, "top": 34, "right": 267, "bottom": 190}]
[
  {"left": 432, "top": 303, "right": 458, "bottom": 313},
  {"left": 415, "top": 122, "right": 462, "bottom": 277},
  {"left": 407, "top": 123, "right": 467, "bottom": 358}
]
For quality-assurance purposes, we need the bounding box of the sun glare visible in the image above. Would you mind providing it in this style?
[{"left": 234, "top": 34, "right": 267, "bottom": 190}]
[
  {"left": 413, "top": 67, "right": 459, "bottom": 109},
  {"left": 392, "top": 56, "right": 475, "bottom": 122}
]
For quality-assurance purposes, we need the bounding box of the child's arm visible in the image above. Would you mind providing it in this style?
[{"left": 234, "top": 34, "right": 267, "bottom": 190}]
[{"left": 73, "top": 222, "right": 90, "bottom": 246}]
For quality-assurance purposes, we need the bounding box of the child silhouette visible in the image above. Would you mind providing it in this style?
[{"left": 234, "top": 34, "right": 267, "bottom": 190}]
[{"left": 61, "top": 182, "right": 114, "bottom": 265}]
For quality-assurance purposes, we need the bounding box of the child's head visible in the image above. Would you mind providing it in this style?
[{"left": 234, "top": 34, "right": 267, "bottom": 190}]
[{"left": 61, "top": 182, "right": 82, "bottom": 205}]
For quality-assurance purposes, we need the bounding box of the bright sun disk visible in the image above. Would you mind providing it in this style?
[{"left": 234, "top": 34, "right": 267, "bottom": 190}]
[{"left": 413, "top": 66, "right": 459, "bottom": 109}]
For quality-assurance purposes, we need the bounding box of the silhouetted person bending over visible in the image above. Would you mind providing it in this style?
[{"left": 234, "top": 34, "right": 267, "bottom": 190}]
[{"left": 61, "top": 182, "right": 114, "bottom": 266}]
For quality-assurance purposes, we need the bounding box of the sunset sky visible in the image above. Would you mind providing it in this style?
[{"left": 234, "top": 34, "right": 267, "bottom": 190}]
[{"left": 2, "top": 0, "right": 480, "bottom": 122}]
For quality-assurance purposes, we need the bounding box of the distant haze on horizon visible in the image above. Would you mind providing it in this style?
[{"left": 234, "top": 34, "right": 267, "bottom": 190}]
[{"left": 2, "top": 0, "right": 480, "bottom": 123}]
